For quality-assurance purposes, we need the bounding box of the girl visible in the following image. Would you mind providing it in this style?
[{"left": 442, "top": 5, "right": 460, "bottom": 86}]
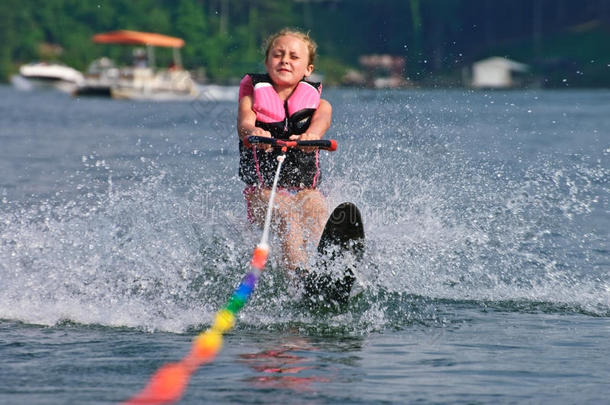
[{"left": 236, "top": 29, "right": 332, "bottom": 271}]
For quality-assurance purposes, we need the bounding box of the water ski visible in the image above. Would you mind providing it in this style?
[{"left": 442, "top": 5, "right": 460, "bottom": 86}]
[{"left": 301, "top": 202, "right": 365, "bottom": 309}]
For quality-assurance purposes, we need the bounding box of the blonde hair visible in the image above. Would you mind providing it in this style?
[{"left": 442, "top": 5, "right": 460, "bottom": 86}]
[{"left": 263, "top": 28, "right": 317, "bottom": 66}]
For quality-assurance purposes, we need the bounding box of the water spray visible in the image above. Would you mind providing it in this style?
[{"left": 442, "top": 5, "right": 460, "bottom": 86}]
[{"left": 123, "top": 136, "right": 336, "bottom": 404}]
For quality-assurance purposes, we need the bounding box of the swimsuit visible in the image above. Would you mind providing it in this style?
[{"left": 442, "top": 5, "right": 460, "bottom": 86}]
[{"left": 238, "top": 73, "right": 323, "bottom": 189}]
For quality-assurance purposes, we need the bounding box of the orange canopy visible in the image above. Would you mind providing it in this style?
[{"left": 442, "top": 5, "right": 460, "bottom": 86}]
[{"left": 92, "top": 30, "right": 185, "bottom": 48}]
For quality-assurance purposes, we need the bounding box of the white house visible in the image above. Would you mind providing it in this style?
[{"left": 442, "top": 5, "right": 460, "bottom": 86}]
[{"left": 471, "top": 57, "right": 529, "bottom": 88}]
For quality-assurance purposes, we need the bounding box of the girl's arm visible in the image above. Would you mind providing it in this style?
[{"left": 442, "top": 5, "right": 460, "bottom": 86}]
[{"left": 237, "top": 95, "right": 271, "bottom": 142}]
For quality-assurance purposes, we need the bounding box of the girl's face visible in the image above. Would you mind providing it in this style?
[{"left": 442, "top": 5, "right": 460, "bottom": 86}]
[{"left": 265, "top": 35, "right": 313, "bottom": 87}]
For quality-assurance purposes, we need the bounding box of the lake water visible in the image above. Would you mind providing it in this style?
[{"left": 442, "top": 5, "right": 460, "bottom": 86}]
[{"left": 0, "top": 85, "right": 608, "bottom": 404}]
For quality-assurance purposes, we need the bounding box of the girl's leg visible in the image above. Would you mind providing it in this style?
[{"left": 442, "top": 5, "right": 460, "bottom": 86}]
[
  {"left": 295, "top": 189, "right": 328, "bottom": 248},
  {"left": 278, "top": 207, "right": 306, "bottom": 270},
  {"left": 244, "top": 187, "right": 328, "bottom": 270},
  {"left": 244, "top": 186, "right": 306, "bottom": 270},
  {"left": 281, "top": 189, "right": 328, "bottom": 269},
  {"left": 244, "top": 186, "right": 270, "bottom": 227}
]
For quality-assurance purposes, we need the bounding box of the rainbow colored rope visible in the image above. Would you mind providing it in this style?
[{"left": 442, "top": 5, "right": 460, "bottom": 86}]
[
  {"left": 123, "top": 244, "right": 268, "bottom": 404},
  {"left": 123, "top": 154, "right": 285, "bottom": 405}
]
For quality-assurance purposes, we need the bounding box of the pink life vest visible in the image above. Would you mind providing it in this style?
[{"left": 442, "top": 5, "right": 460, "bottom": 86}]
[
  {"left": 238, "top": 73, "right": 321, "bottom": 137},
  {"left": 238, "top": 73, "right": 323, "bottom": 188}
]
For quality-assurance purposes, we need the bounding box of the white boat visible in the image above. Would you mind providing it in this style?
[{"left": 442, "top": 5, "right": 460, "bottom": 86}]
[
  {"left": 15, "top": 62, "right": 84, "bottom": 93},
  {"left": 110, "top": 68, "right": 198, "bottom": 100},
  {"left": 74, "top": 30, "right": 199, "bottom": 101}
]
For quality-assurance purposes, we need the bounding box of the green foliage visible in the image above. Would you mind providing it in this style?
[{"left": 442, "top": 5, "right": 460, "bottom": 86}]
[
  {"left": 316, "top": 56, "right": 352, "bottom": 86},
  {"left": 487, "top": 24, "right": 610, "bottom": 87},
  {"left": 1, "top": 0, "right": 608, "bottom": 86}
]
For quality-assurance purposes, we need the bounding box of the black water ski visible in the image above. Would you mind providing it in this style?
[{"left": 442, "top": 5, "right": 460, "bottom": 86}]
[{"left": 302, "top": 202, "right": 365, "bottom": 309}]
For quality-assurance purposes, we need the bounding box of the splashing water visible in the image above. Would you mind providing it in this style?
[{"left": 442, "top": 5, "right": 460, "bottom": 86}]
[{"left": 0, "top": 88, "right": 608, "bottom": 339}]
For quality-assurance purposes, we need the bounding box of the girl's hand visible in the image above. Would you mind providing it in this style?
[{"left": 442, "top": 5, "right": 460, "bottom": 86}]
[
  {"left": 249, "top": 128, "right": 273, "bottom": 152},
  {"left": 289, "top": 133, "right": 320, "bottom": 153}
]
